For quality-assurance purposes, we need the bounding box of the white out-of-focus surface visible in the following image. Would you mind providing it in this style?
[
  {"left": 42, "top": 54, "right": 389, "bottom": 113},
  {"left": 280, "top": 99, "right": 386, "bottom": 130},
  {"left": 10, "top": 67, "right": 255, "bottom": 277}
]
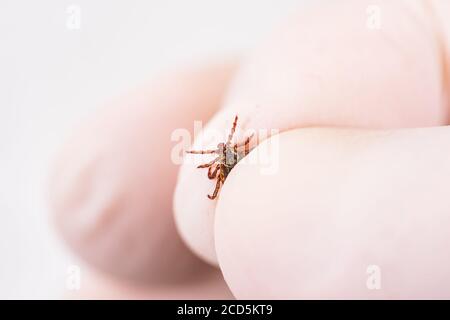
[{"left": 0, "top": 0, "right": 300, "bottom": 299}]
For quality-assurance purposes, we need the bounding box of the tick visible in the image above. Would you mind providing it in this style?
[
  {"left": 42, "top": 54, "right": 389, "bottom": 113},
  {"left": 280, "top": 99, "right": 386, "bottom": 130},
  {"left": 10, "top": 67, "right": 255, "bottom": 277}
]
[{"left": 186, "top": 115, "right": 254, "bottom": 200}]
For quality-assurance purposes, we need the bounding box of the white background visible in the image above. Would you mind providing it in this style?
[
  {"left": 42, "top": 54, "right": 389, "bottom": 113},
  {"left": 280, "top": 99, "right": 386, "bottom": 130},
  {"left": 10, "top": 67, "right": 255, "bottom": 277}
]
[{"left": 0, "top": 0, "right": 301, "bottom": 299}]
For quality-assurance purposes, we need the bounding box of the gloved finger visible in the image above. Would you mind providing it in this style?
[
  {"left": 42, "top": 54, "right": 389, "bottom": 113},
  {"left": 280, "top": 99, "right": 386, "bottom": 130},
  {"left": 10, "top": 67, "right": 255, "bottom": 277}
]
[
  {"left": 216, "top": 127, "right": 450, "bottom": 299},
  {"left": 174, "top": 0, "right": 448, "bottom": 266},
  {"left": 49, "top": 62, "right": 237, "bottom": 284}
]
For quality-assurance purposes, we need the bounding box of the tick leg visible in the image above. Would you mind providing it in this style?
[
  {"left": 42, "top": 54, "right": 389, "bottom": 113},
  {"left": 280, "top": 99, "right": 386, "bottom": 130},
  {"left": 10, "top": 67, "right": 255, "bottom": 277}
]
[
  {"left": 226, "top": 115, "right": 238, "bottom": 144},
  {"left": 186, "top": 149, "right": 216, "bottom": 154},
  {"left": 208, "top": 164, "right": 220, "bottom": 179},
  {"left": 235, "top": 133, "right": 254, "bottom": 148},
  {"left": 197, "top": 157, "right": 219, "bottom": 169},
  {"left": 207, "top": 176, "right": 223, "bottom": 200},
  {"left": 235, "top": 133, "right": 254, "bottom": 156},
  {"left": 243, "top": 136, "right": 252, "bottom": 155}
]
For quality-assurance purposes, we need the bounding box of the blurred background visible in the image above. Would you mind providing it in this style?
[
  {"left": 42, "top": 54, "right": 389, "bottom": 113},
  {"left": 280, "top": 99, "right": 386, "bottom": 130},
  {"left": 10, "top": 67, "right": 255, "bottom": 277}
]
[{"left": 0, "top": 0, "right": 301, "bottom": 299}]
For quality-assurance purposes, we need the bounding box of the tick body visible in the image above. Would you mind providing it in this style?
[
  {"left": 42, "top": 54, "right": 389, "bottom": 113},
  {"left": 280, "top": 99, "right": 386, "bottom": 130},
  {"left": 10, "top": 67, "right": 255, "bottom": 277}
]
[{"left": 186, "top": 115, "right": 254, "bottom": 200}]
